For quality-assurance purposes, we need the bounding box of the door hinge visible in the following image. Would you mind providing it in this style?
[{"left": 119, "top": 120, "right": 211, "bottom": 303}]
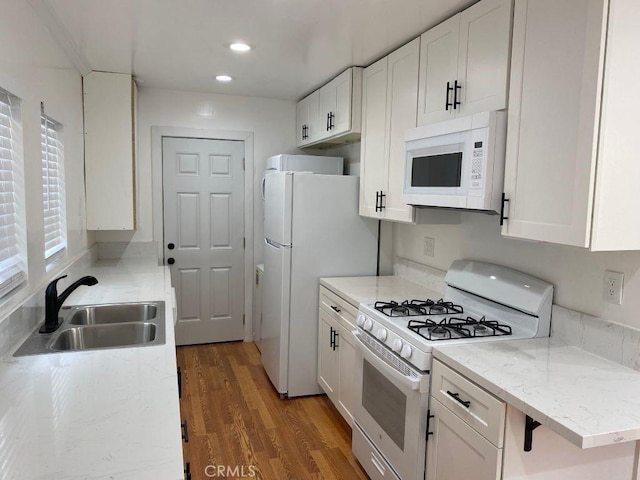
[
  {"left": 243, "top": 314, "right": 245, "bottom": 326},
  {"left": 243, "top": 157, "right": 245, "bottom": 170},
  {"left": 243, "top": 237, "right": 246, "bottom": 249}
]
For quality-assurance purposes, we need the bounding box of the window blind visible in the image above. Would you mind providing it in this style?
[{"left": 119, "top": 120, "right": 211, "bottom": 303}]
[
  {"left": 41, "top": 109, "right": 66, "bottom": 261},
  {"left": 0, "top": 88, "right": 26, "bottom": 297}
]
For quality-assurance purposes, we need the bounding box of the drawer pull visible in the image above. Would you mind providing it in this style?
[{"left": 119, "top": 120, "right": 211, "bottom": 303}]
[
  {"left": 181, "top": 420, "right": 189, "bottom": 443},
  {"left": 446, "top": 390, "right": 471, "bottom": 408},
  {"left": 330, "top": 305, "right": 341, "bottom": 313}
]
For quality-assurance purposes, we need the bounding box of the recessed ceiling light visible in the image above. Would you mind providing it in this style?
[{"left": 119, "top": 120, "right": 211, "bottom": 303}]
[
  {"left": 229, "top": 42, "right": 251, "bottom": 52},
  {"left": 215, "top": 75, "right": 233, "bottom": 83}
]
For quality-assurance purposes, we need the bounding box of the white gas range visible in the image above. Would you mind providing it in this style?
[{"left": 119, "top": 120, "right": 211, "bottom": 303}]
[{"left": 351, "top": 260, "right": 554, "bottom": 480}]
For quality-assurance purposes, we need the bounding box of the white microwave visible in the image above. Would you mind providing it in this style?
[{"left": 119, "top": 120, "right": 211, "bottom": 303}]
[{"left": 403, "top": 111, "right": 507, "bottom": 212}]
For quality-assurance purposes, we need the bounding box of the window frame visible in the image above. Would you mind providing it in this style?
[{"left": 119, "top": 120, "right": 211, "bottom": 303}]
[
  {"left": 0, "top": 87, "right": 27, "bottom": 299},
  {"left": 40, "top": 105, "right": 67, "bottom": 267}
]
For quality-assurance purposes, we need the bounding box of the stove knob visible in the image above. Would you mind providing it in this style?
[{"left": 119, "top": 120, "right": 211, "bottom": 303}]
[
  {"left": 400, "top": 344, "right": 413, "bottom": 359},
  {"left": 356, "top": 313, "right": 366, "bottom": 327},
  {"left": 363, "top": 318, "right": 374, "bottom": 331},
  {"left": 376, "top": 328, "right": 387, "bottom": 341},
  {"left": 392, "top": 339, "right": 403, "bottom": 353}
]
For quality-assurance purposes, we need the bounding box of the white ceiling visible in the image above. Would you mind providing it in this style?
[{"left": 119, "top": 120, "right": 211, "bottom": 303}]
[{"left": 42, "top": 0, "right": 473, "bottom": 100}]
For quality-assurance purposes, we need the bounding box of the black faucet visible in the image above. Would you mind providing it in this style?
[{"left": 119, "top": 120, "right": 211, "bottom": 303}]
[{"left": 39, "top": 275, "right": 99, "bottom": 333}]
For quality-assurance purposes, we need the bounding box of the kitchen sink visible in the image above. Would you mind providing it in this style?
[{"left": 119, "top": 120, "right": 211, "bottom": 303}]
[
  {"left": 68, "top": 303, "right": 158, "bottom": 325},
  {"left": 13, "top": 301, "right": 166, "bottom": 356},
  {"left": 49, "top": 323, "right": 157, "bottom": 351}
]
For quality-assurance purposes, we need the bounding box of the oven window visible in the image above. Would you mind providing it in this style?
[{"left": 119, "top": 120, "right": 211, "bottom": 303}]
[
  {"left": 411, "top": 152, "right": 463, "bottom": 187},
  {"left": 362, "top": 360, "right": 406, "bottom": 450}
]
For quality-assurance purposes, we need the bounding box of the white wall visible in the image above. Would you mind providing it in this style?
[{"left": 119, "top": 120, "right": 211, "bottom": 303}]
[
  {"left": 394, "top": 214, "right": 640, "bottom": 329},
  {"left": 0, "top": 1, "right": 91, "bottom": 318},
  {"left": 95, "top": 87, "right": 297, "bottom": 266}
]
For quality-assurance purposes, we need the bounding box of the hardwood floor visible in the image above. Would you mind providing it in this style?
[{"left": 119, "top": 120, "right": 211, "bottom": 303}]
[{"left": 176, "top": 342, "right": 369, "bottom": 480}]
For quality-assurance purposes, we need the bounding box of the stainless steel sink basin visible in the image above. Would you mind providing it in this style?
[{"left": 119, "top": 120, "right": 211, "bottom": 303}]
[
  {"left": 68, "top": 303, "right": 158, "bottom": 325},
  {"left": 13, "top": 301, "right": 166, "bottom": 356},
  {"left": 49, "top": 323, "right": 157, "bottom": 351}
]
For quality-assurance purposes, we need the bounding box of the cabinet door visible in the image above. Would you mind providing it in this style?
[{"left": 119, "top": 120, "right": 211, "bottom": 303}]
[
  {"left": 417, "top": 15, "right": 460, "bottom": 126},
  {"left": 359, "top": 58, "right": 388, "bottom": 219},
  {"left": 319, "top": 69, "right": 352, "bottom": 138},
  {"left": 457, "top": 0, "right": 513, "bottom": 116},
  {"left": 306, "top": 90, "right": 320, "bottom": 143},
  {"left": 319, "top": 80, "right": 337, "bottom": 140},
  {"left": 502, "top": 0, "right": 607, "bottom": 247},
  {"left": 317, "top": 310, "right": 339, "bottom": 403},
  {"left": 383, "top": 38, "right": 419, "bottom": 224},
  {"left": 337, "top": 323, "right": 355, "bottom": 426},
  {"left": 84, "top": 72, "right": 136, "bottom": 230},
  {"left": 332, "top": 69, "right": 353, "bottom": 135},
  {"left": 427, "top": 399, "right": 502, "bottom": 480}
]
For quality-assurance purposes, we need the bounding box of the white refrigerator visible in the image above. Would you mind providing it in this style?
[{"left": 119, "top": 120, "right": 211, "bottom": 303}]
[
  {"left": 262, "top": 172, "right": 378, "bottom": 398},
  {"left": 261, "top": 154, "right": 343, "bottom": 199}
]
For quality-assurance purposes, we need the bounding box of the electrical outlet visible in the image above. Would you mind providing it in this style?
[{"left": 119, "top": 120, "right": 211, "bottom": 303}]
[
  {"left": 603, "top": 270, "right": 624, "bottom": 304},
  {"left": 424, "top": 237, "right": 435, "bottom": 257}
]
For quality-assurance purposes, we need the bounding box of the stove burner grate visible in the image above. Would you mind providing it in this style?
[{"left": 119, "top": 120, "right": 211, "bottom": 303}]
[
  {"left": 407, "top": 316, "right": 513, "bottom": 341},
  {"left": 374, "top": 299, "right": 463, "bottom": 317}
]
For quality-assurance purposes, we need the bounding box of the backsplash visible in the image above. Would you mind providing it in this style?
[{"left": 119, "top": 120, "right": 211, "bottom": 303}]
[
  {"left": 0, "top": 246, "right": 98, "bottom": 358},
  {"left": 393, "top": 257, "right": 446, "bottom": 295},
  {"left": 393, "top": 256, "right": 640, "bottom": 372},
  {"left": 551, "top": 306, "right": 640, "bottom": 372}
]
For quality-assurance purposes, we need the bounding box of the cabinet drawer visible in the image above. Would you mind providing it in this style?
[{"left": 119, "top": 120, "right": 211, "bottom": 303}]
[
  {"left": 431, "top": 359, "right": 506, "bottom": 447},
  {"left": 319, "top": 286, "right": 358, "bottom": 330},
  {"left": 353, "top": 424, "right": 401, "bottom": 480}
]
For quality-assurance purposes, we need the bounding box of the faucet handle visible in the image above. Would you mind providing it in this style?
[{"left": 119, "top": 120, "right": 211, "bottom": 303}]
[{"left": 46, "top": 275, "right": 68, "bottom": 295}]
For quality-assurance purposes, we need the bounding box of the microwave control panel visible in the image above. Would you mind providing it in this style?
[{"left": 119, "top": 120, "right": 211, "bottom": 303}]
[{"left": 470, "top": 141, "right": 484, "bottom": 189}]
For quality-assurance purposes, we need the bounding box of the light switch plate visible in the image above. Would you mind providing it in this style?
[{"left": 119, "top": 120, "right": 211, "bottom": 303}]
[{"left": 603, "top": 270, "right": 624, "bottom": 304}]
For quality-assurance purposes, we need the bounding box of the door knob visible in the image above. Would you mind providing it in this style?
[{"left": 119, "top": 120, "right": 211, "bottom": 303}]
[
  {"left": 168, "top": 243, "right": 175, "bottom": 250},
  {"left": 167, "top": 258, "right": 175, "bottom": 265}
]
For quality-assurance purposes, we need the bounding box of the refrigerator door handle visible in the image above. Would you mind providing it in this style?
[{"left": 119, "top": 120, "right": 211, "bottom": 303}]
[{"left": 265, "top": 238, "right": 292, "bottom": 249}]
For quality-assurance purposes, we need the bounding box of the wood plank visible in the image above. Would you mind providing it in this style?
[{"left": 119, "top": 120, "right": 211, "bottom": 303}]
[{"left": 177, "top": 342, "right": 367, "bottom": 479}]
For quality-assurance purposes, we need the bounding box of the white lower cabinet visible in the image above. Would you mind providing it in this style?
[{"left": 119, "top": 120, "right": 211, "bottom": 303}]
[
  {"left": 428, "top": 359, "right": 504, "bottom": 480},
  {"left": 430, "top": 359, "right": 638, "bottom": 480},
  {"left": 317, "top": 309, "right": 339, "bottom": 402},
  {"left": 427, "top": 399, "right": 503, "bottom": 480},
  {"left": 317, "top": 286, "right": 358, "bottom": 425}
]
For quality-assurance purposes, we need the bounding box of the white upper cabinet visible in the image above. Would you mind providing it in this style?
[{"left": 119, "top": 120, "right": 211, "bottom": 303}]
[
  {"left": 359, "top": 57, "right": 389, "bottom": 219},
  {"left": 296, "top": 67, "right": 362, "bottom": 148},
  {"left": 360, "top": 38, "right": 420, "bottom": 223},
  {"left": 84, "top": 71, "right": 137, "bottom": 230},
  {"left": 418, "top": 0, "right": 513, "bottom": 126},
  {"left": 296, "top": 90, "right": 319, "bottom": 146},
  {"left": 417, "top": 16, "right": 460, "bottom": 125},
  {"left": 502, "top": 0, "right": 640, "bottom": 250}
]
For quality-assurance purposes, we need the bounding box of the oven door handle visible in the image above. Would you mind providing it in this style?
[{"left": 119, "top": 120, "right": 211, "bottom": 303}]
[{"left": 353, "top": 331, "right": 426, "bottom": 392}]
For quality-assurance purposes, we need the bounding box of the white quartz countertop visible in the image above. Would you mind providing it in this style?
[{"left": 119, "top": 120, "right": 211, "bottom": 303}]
[
  {"left": 433, "top": 338, "right": 640, "bottom": 449},
  {"left": 0, "top": 259, "right": 184, "bottom": 480},
  {"left": 320, "top": 275, "right": 439, "bottom": 306}
]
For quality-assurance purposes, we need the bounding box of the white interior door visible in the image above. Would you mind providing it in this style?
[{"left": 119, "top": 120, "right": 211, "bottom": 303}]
[{"left": 162, "top": 137, "right": 245, "bottom": 345}]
